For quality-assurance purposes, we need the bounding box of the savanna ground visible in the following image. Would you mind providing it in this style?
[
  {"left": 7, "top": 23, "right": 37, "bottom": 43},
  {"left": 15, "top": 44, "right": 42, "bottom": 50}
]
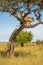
[{"left": 0, "top": 42, "right": 43, "bottom": 65}]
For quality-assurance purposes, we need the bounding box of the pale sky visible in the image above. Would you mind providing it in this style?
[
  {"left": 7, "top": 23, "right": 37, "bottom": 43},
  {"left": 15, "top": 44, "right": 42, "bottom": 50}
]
[{"left": 0, "top": 11, "right": 43, "bottom": 42}]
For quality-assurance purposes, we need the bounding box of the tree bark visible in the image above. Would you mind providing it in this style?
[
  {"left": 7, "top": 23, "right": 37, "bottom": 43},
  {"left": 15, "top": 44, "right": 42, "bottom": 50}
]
[
  {"left": 8, "top": 25, "right": 24, "bottom": 58},
  {"left": 9, "top": 41, "right": 14, "bottom": 58}
]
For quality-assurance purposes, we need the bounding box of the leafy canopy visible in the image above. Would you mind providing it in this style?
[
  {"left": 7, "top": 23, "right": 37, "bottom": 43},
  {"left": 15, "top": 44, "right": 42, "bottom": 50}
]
[
  {"left": 0, "top": 0, "right": 43, "bottom": 42},
  {"left": 15, "top": 31, "right": 33, "bottom": 44}
]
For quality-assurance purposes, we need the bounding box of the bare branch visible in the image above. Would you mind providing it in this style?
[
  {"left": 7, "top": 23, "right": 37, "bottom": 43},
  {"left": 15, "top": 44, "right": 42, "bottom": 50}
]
[
  {"left": 23, "top": 5, "right": 31, "bottom": 19},
  {"left": 23, "top": 12, "right": 31, "bottom": 19},
  {"left": 0, "top": 8, "right": 21, "bottom": 21},
  {"left": 33, "top": 8, "right": 41, "bottom": 20},
  {"left": 12, "top": 13, "right": 21, "bottom": 21}
]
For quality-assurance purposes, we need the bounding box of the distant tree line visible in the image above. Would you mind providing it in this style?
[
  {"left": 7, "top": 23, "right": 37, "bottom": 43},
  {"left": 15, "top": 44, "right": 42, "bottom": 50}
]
[{"left": 36, "top": 40, "right": 43, "bottom": 44}]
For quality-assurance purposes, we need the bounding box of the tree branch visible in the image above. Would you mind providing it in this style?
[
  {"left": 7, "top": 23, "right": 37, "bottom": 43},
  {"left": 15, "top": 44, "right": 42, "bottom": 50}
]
[
  {"left": 0, "top": 8, "right": 21, "bottom": 21},
  {"left": 24, "top": 21, "right": 43, "bottom": 28},
  {"left": 9, "top": 25, "right": 24, "bottom": 42},
  {"left": 13, "top": 13, "right": 21, "bottom": 21},
  {"left": 23, "top": 12, "right": 31, "bottom": 19}
]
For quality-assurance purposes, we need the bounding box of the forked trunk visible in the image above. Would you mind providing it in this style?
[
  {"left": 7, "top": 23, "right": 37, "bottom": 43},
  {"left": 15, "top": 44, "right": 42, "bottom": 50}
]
[{"left": 8, "top": 25, "right": 24, "bottom": 58}]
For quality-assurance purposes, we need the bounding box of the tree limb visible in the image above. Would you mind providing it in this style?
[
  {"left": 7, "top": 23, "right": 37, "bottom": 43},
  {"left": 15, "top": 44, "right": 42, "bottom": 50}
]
[
  {"left": 9, "top": 25, "right": 24, "bottom": 42},
  {"left": 24, "top": 21, "right": 43, "bottom": 28},
  {"left": 0, "top": 8, "right": 21, "bottom": 21}
]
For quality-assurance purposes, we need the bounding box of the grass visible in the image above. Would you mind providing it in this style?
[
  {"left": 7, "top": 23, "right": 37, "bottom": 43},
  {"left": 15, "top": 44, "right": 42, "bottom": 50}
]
[{"left": 0, "top": 42, "right": 43, "bottom": 65}]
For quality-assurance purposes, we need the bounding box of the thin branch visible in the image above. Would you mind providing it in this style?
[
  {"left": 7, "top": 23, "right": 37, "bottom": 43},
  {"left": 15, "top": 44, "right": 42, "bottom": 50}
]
[
  {"left": 23, "top": 5, "right": 31, "bottom": 19},
  {"left": 23, "top": 12, "right": 31, "bottom": 19},
  {"left": 0, "top": 8, "right": 21, "bottom": 21},
  {"left": 32, "top": 7, "right": 41, "bottom": 20},
  {"left": 12, "top": 13, "right": 21, "bottom": 21}
]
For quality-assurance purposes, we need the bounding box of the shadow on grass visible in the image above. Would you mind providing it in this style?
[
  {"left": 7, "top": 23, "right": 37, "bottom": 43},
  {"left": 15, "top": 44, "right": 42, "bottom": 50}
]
[
  {"left": 14, "top": 51, "right": 31, "bottom": 57},
  {"left": 0, "top": 50, "right": 31, "bottom": 57},
  {"left": 0, "top": 51, "right": 7, "bottom": 57},
  {"left": 0, "top": 50, "right": 39, "bottom": 57}
]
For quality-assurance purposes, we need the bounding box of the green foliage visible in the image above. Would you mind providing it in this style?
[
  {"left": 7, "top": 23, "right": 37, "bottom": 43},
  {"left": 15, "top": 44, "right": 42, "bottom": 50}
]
[
  {"left": 0, "top": 0, "right": 42, "bottom": 7},
  {"left": 15, "top": 31, "right": 33, "bottom": 46},
  {"left": 0, "top": 0, "right": 43, "bottom": 16},
  {"left": 19, "top": 0, "right": 43, "bottom": 4}
]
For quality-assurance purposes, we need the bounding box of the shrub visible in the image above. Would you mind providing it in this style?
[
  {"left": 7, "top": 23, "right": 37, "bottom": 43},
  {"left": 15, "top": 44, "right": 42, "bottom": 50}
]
[{"left": 15, "top": 31, "right": 33, "bottom": 47}]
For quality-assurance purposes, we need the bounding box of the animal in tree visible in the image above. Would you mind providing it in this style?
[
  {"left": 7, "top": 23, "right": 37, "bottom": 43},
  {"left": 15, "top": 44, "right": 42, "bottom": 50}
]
[
  {"left": 20, "top": 11, "right": 34, "bottom": 26},
  {"left": 0, "top": 0, "right": 43, "bottom": 57}
]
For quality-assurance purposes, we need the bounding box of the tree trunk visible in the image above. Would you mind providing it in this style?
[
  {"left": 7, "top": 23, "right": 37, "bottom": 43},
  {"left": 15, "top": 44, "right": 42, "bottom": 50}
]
[
  {"left": 9, "top": 41, "right": 14, "bottom": 58},
  {"left": 8, "top": 25, "right": 24, "bottom": 58},
  {"left": 21, "top": 43, "right": 24, "bottom": 47}
]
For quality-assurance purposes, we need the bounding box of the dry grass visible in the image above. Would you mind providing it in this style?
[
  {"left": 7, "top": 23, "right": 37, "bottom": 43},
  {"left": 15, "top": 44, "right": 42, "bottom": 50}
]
[{"left": 0, "top": 42, "right": 43, "bottom": 65}]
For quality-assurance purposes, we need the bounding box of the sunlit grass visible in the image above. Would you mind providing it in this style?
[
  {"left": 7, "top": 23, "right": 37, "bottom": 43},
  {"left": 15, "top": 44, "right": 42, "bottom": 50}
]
[{"left": 0, "top": 42, "right": 43, "bottom": 65}]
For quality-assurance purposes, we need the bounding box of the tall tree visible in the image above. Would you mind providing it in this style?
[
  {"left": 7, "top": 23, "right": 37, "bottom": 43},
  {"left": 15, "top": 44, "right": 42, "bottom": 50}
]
[{"left": 0, "top": 0, "right": 43, "bottom": 57}]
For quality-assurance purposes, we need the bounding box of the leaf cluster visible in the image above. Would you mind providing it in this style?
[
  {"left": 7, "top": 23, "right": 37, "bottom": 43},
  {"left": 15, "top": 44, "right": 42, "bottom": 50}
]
[{"left": 15, "top": 31, "right": 33, "bottom": 44}]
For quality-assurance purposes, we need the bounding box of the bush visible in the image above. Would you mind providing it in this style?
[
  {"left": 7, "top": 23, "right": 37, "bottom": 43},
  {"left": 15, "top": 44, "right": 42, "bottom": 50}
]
[
  {"left": 36, "top": 40, "right": 41, "bottom": 44},
  {"left": 15, "top": 31, "right": 33, "bottom": 47}
]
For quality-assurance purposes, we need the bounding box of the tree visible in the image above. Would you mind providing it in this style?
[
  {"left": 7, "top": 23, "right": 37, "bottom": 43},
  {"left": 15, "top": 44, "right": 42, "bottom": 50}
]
[
  {"left": 36, "top": 39, "right": 41, "bottom": 44},
  {"left": 15, "top": 31, "right": 33, "bottom": 47},
  {"left": 36, "top": 40, "right": 43, "bottom": 44},
  {"left": 0, "top": 0, "right": 43, "bottom": 57}
]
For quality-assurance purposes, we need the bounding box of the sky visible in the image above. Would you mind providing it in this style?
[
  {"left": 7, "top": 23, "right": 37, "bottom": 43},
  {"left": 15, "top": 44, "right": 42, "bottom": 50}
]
[{"left": 0, "top": 11, "right": 43, "bottom": 42}]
